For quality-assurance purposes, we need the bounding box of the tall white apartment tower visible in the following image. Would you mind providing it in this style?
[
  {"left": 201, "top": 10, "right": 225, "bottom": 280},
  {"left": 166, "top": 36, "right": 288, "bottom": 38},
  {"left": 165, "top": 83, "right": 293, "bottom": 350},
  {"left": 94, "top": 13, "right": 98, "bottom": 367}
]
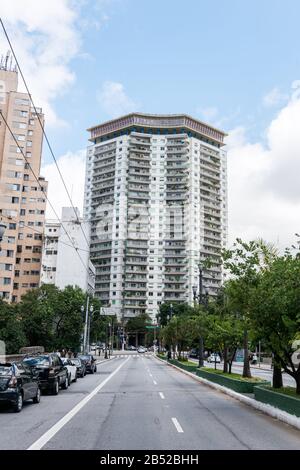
[{"left": 84, "top": 114, "right": 227, "bottom": 321}]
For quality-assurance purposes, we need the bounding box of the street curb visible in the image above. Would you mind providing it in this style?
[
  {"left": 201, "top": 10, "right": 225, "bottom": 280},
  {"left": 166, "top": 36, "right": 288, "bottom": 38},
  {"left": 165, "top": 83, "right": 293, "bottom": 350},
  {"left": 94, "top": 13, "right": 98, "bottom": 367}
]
[{"left": 154, "top": 356, "right": 300, "bottom": 431}]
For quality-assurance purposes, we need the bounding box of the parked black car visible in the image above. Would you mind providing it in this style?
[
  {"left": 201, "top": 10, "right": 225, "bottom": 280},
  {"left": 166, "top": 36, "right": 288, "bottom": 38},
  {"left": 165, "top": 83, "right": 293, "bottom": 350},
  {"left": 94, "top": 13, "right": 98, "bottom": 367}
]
[
  {"left": 0, "top": 362, "right": 40, "bottom": 412},
  {"left": 77, "top": 355, "right": 97, "bottom": 374},
  {"left": 71, "top": 358, "right": 86, "bottom": 378},
  {"left": 24, "top": 354, "right": 69, "bottom": 395}
]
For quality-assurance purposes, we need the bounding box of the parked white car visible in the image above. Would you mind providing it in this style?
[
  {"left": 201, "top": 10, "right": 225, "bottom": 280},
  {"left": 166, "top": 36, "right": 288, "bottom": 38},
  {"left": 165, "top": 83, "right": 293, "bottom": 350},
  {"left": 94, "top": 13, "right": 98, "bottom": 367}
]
[
  {"left": 61, "top": 358, "right": 77, "bottom": 384},
  {"left": 207, "top": 353, "right": 221, "bottom": 364}
]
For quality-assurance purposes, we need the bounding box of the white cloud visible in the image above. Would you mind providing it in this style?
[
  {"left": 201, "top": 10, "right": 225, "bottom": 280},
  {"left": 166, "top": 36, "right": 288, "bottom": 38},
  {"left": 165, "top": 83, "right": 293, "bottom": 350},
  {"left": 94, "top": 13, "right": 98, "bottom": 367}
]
[
  {"left": 97, "top": 81, "right": 138, "bottom": 118},
  {"left": 263, "top": 87, "right": 288, "bottom": 107},
  {"left": 42, "top": 149, "right": 86, "bottom": 219},
  {"left": 227, "top": 82, "right": 300, "bottom": 250},
  {"left": 0, "top": 0, "right": 80, "bottom": 127}
]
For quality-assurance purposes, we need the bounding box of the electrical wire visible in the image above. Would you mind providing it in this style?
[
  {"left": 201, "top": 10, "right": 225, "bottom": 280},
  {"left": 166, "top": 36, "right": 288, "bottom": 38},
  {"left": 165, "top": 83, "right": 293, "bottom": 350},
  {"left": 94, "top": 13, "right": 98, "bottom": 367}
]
[
  {"left": 0, "top": 17, "right": 90, "bottom": 249},
  {"left": 0, "top": 109, "right": 92, "bottom": 277},
  {"left": 0, "top": 213, "right": 90, "bottom": 253}
]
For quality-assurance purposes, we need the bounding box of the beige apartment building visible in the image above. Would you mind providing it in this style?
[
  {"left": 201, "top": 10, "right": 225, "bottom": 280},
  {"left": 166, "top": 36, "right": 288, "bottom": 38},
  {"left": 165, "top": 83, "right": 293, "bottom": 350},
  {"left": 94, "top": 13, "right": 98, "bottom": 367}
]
[{"left": 0, "top": 61, "right": 47, "bottom": 302}]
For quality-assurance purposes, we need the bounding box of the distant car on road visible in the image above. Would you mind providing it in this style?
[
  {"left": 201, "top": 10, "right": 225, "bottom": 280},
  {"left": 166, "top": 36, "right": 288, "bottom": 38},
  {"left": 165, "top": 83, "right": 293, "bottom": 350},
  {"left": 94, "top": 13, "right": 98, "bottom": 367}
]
[
  {"left": 137, "top": 346, "right": 146, "bottom": 353},
  {"left": 23, "top": 354, "right": 69, "bottom": 395},
  {"left": 78, "top": 355, "right": 97, "bottom": 374},
  {"left": 60, "top": 358, "right": 77, "bottom": 384},
  {"left": 207, "top": 353, "right": 221, "bottom": 364},
  {"left": 189, "top": 349, "right": 199, "bottom": 358},
  {"left": 71, "top": 358, "right": 86, "bottom": 378},
  {"left": 0, "top": 362, "right": 41, "bottom": 412}
]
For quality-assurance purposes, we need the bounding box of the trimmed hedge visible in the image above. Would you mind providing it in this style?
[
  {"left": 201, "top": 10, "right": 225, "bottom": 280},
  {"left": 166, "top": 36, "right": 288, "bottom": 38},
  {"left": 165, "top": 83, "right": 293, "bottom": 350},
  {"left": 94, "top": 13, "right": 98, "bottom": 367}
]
[
  {"left": 254, "top": 386, "right": 300, "bottom": 417},
  {"left": 195, "top": 368, "right": 270, "bottom": 393}
]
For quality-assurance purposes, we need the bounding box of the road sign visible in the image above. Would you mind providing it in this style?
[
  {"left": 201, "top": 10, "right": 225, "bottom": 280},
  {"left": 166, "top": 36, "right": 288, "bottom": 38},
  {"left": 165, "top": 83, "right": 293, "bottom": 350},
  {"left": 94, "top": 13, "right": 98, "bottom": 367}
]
[{"left": 146, "top": 325, "right": 159, "bottom": 329}]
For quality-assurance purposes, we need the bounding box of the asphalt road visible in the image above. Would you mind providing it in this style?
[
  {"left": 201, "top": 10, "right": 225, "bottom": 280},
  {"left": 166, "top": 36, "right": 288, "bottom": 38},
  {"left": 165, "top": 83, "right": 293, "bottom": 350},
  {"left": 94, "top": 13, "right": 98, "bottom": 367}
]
[{"left": 0, "top": 354, "right": 300, "bottom": 450}]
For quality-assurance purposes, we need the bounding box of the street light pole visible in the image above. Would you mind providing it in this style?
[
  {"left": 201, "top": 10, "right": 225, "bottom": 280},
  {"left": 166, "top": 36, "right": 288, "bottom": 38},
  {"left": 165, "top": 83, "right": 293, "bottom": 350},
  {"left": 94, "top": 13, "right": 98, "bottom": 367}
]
[
  {"left": 82, "top": 295, "right": 89, "bottom": 354},
  {"left": 193, "top": 264, "right": 207, "bottom": 368}
]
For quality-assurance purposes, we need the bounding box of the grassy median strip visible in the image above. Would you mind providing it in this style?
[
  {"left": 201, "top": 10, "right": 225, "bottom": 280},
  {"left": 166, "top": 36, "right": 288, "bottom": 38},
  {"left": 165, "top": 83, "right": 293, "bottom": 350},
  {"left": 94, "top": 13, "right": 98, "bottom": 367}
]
[{"left": 203, "top": 368, "right": 265, "bottom": 383}]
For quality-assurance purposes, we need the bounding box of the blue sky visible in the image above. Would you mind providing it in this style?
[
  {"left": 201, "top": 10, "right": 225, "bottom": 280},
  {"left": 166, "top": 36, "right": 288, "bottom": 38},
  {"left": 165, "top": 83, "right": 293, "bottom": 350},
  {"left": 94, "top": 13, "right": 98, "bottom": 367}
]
[
  {"left": 50, "top": 0, "right": 300, "bottom": 155},
  {"left": 1, "top": 0, "right": 300, "bottom": 248}
]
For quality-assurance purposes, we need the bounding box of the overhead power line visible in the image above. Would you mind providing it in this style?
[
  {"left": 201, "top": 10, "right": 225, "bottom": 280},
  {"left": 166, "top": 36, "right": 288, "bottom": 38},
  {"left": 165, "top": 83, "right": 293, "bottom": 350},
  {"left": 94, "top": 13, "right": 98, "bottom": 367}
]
[
  {"left": 0, "top": 110, "right": 92, "bottom": 278},
  {"left": 0, "top": 17, "right": 90, "bottom": 249},
  {"left": 0, "top": 213, "right": 90, "bottom": 253}
]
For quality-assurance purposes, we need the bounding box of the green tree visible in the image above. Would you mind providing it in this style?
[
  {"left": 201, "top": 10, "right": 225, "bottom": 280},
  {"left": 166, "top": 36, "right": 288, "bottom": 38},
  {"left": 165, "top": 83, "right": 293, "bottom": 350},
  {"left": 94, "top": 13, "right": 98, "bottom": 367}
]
[
  {"left": 221, "top": 238, "right": 277, "bottom": 378},
  {"left": 0, "top": 300, "right": 26, "bottom": 354},
  {"left": 250, "top": 254, "right": 300, "bottom": 393},
  {"left": 18, "top": 284, "right": 60, "bottom": 350}
]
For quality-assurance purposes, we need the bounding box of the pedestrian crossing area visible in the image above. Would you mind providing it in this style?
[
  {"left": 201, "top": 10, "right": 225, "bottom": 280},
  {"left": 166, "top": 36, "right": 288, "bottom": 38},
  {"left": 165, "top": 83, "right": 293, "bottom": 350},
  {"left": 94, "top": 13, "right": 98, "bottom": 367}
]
[{"left": 115, "top": 353, "right": 153, "bottom": 358}]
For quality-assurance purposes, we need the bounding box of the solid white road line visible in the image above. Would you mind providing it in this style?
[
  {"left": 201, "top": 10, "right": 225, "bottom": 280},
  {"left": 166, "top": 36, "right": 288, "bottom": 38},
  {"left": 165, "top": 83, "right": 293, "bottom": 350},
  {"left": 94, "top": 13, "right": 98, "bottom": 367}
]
[
  {"left": 27, "top": 356, "right": 131, "bottom": 451},
  {"left": 153, "top": 380, "right": 157, "bottom": 385},
  {"left": 172, "top": 417, "right": 184, "bottom": 433},
  {"left": 159, "top": 392, "right": 165, "bottom": 400}
]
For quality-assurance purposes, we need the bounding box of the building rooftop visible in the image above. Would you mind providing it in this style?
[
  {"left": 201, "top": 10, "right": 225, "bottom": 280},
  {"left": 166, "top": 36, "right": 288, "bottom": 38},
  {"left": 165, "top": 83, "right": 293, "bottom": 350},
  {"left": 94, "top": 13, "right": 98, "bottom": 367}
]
[{"left": 87, "top": 113, "right": 227, "bottom": 147}]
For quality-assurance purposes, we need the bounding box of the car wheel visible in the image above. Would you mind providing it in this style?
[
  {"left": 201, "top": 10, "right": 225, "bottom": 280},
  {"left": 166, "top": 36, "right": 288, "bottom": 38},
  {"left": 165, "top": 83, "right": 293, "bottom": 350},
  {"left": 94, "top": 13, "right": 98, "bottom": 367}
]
[
  {"left": 13, "top": 392, "right": 23, "bottom": 413},
  {"left": 73, "top": 374, "right": 77, "bottom": 382},
  {"left": 33, "top": 387, "right": 41, "bottom": 404},
  {"left": 68, "top": 374, "right": 71, "bottom": 386},
  {"left": 62, "top": 376, "right": 69, "bottom": 390},
  {"left": 95, "top": 366, "right": 97, "bottom": 373},
  {"left": 52, "top": 379, "right": 59, "bottom": 395},
  {"left": 81, "top": 371, "right": 84, "bottom": 378}
]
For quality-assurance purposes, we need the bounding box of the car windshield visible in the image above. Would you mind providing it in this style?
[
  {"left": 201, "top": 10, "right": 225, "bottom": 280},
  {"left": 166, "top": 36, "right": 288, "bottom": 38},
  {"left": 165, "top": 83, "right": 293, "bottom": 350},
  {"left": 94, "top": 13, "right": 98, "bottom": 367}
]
[
  {"left": 0, "top": 365, "right": 13, "bottom": 376},
  {"left": 78, "top": 355, "right": 90, "bottom": 360},
  {"left": 60, "top": 358, "right": 68, "bottom": 364},
  {"left": 24, "top": 356, "right": 50, "bottom": 366},
  {"left": 72, "top": 359, "right": 80, "bottom": 365}
]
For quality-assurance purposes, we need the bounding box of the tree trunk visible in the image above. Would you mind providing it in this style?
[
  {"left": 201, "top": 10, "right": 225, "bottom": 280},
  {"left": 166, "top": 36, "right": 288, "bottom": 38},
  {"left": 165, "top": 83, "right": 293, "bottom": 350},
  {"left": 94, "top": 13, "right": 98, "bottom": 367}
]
[
  {"left": 296, "top": 377, "right": 300, "bottom": 395},
  {"left": 272, "top": 354, "right": 283, "bottom": 389},
  {"left": 223, "top": 346, "right": 228, "bottom": 373},
  {"left": 242, "top": 329, "right": 251, "bottom": 378},
  {"left": 273, "top": 364, "right": 283, "bottom": 389}
]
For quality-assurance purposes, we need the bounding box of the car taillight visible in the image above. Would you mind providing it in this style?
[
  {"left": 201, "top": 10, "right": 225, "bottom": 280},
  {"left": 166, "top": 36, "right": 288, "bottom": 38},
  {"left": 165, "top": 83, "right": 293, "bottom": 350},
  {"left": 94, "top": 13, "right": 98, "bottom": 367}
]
[
  {"left": 49, "top": 368, "right": 55, "bottom": 376},
  {"left": 8, "top": 377, "right": 17, "bottom": 388}
]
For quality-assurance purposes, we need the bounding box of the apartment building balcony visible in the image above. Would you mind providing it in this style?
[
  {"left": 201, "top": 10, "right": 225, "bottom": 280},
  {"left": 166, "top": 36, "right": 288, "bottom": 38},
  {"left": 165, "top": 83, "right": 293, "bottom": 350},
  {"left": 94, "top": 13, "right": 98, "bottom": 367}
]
[
  {"left": 130, "top": 152, "right": 151, "bottom": 160},
  {"left": 130, "top": 145, "right": 151, "bottom": 154},
  {"left": 123, "top": 305, "right": 146, "bottom": 312},
  {"left": 200, "top": 171, "right": 221, "bottom": 184},
  {"left": 93, "top": 173, "right": 115, "bottom": 183},
  {"left": 94, "top": 157, "right": 116, "bottom": 168},
  {"left": 128, "top": 162, "right": 151, "bottom": 171},
  {"left": 124, "top": 286, "right": 147, "bottom": 292},
  {"left": 166, "top": 163, "right": 189, "bottom": 169},
  {"left": 164, "top": 287, "right": 187, "bottom": 294},
  {"left": 163, "top": 296, "right": 186, "bottom": 302},
  {"left": 94, "top": 144, "right": 116, "bottom": 156},
  {"left": 125, "top": 260, "right": 148, "bottom": 266},
  {"left": 164, "top": 278, "right": 186, "bottom": 284},
  {"left": 126, "top": 249, "right": 148, "bottom": 256},
  {"left": 126, "top": 232, "right": 149, "bottom": 240},
  {"left": 125, "top": 268, "right": 147, "bottom": 275},
  {"left": 166, "top": 194, "right": 188, "bottom": 201},
  {"left": 125, "top": 275, "right": 147, "bottom": 281},
  {"left": 164, "top": 251, "right": 186, "bottom": 257},
  {"left": 130, "top": 137, "right": 151, "bottom": 146}
]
